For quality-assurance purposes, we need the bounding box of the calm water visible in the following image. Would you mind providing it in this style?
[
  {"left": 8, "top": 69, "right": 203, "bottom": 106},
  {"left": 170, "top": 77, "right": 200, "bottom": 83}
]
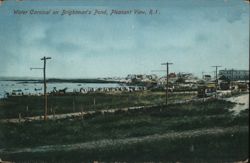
[{"left": 0, "top": 81, "right": 123, "bottom": 99}]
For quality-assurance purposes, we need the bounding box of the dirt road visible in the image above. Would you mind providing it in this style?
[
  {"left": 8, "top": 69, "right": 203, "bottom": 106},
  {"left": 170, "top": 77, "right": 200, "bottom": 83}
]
[
  {"left": 0, "top": 105, "right": 152, "bottom": 123},
  {"left": 0, "top": 96, "right": 216, "bottom": 123},
  {"left": 224, "top": 93, "right": 249, "bottom": 115}
]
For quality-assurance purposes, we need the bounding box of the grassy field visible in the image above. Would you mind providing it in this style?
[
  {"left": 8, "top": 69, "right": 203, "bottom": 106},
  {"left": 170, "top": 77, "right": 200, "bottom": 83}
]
[
  {"left": 0, "top": 91, "right": 196, "bottom": 118},
  {"left": 0, "top": 98, "right": 248, "bottom": 162},
  {"left": 4, "top": 129, "right": 247, "bottom": 162}
]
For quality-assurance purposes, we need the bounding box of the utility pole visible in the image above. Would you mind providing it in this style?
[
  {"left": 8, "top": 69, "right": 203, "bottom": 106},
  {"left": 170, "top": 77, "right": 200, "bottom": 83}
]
[
  {"left": 31, "top": 56, "right": 52, "bottom": 121},
  {"left": 231, "top": 68, "right": 234, "bottom": 81},
  {"left": 213, "top": 71, "right": 216, "bottom": 80},
  {"left": 202, "top": 71, "right": 205, "bottom": 80},
  {"left": 212, "top": 66, "right": 222, "bottom": 87},
  {"left": 161, "top": 62, "right": 173, "bottom": 105}
]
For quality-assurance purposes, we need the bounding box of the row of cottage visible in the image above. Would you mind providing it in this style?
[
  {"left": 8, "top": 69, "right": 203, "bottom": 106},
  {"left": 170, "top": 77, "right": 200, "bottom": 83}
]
[{"left": 125, "top": 69, "right": 249, "bottom": 84}]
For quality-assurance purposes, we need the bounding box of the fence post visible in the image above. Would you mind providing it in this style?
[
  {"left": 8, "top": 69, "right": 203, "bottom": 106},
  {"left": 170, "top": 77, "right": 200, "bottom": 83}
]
[
  {"left": 18, "top": 113, "right": 21, "bottom": 123},
  {"left": 53, "top": 109, "right": 55, "bottom": 120},
  {"left": 26, "top": 105, "right": 29, "bottom": 117},
  {"left": 81, "top": 105, "right": 84, "bottom": 119},
  {"left": 73, "top": 96, "right": 75, "bottom": 112}
]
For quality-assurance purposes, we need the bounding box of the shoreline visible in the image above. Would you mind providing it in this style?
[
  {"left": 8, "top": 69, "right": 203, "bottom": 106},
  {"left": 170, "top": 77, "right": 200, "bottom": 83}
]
[{"left": 0, "top": 78, "right": 122, "bottom": 84}]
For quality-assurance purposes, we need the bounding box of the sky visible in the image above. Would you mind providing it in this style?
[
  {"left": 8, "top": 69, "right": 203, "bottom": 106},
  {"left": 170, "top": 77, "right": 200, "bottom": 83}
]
[{"left": 0, "top": 0, "right": 249, "bottom": 78}]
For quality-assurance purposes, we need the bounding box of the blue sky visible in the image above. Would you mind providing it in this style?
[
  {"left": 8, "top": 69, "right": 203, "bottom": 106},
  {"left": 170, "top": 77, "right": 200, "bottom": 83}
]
[{"left": 0, "top": 0, "right": 249, "bottom": 78}]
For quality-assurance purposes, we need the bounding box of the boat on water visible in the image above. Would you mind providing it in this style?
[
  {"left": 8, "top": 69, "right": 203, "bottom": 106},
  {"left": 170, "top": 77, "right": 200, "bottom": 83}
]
[
  {"left": 34, "top": 88, "right": 42, "bottom": 91},
  {"left": 12, "top": 89, "right": 22, "bottom": 92},
  {"left": 4, "top": 89, "right": 24, "bottom": 97}
]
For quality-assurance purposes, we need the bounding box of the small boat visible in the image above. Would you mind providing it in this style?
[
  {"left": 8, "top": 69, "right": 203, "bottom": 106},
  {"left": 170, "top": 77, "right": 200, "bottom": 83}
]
[
  {"left": 34, "top": 88, "right": 42, "bottom": 91},
  {"left": 12, "top": 89, "right": 22, "bottom": 93}
]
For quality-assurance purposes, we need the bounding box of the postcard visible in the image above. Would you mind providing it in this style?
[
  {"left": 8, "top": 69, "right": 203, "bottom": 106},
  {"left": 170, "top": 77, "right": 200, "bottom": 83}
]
[{"left": 0, "top": 0, "right": 249, "bottom": 162}]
